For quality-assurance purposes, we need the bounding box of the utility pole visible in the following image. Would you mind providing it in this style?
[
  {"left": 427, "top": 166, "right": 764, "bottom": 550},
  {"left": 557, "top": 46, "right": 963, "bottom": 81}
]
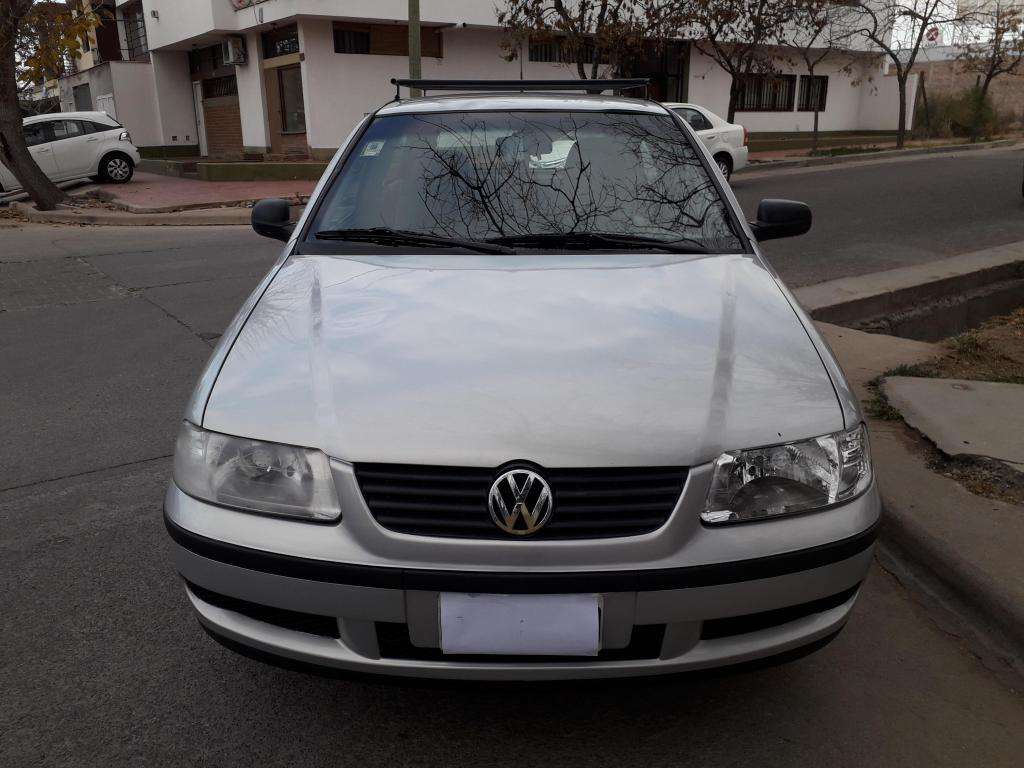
[{"left": 408, "top": 0, "right": 422, "bottom": 96}]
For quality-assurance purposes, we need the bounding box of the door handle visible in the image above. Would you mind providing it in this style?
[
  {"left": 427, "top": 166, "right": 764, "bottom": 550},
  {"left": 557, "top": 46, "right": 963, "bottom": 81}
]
[
  {"left": 37, "top": 148, "right": 51, "bottom": 153},
  {"left": 86, "top": 137, "right": 99, "bottom": 142}
]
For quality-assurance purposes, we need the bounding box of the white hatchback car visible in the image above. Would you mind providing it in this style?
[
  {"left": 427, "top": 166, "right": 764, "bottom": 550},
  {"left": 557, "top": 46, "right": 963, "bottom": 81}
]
[
  {"left": 0, "top": 111, "right": 140, "bottom": 194},
  {"left": 663, "top": 103, "right": 748, "bottom": 180}
]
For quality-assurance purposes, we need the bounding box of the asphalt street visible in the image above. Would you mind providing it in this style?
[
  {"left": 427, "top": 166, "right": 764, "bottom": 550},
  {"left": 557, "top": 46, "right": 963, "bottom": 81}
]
[
  {"left": 2, "top": 148, "right": 1024, "bottom": 767},
  {"left": 732, "top": 144, "right": 1024, "bottom": 286}
]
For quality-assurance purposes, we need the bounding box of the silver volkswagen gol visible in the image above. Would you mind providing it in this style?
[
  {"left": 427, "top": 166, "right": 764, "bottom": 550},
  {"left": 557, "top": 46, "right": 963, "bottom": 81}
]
[{"left": 165, "top": 79, "right": 878, "bottom": 680}]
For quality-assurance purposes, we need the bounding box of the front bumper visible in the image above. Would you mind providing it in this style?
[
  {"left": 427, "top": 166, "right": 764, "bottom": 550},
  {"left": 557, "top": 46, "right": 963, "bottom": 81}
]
[{"left": 165, "top": 461, "right": 879, "bottom": 680}]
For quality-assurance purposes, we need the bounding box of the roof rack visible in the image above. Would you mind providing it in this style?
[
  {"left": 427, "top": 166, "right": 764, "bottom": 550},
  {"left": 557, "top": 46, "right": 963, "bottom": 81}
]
[{"left": 390, "top": 78, "right": 651, "bottom": 100}]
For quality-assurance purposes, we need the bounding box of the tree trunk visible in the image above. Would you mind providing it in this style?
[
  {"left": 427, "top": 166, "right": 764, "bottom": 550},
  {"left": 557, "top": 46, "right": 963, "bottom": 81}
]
[
  {"left": 812, "top": 109, "right": 820, "bottom": 154},
  {"left": 896, "top": 77, "right": 907, "bottom": 149},
  {"left": 0, "top": 28, "right": 66, "bottom": 210},
  {"left": 727, "top": 79, "right": 740, "bottom": 123}
]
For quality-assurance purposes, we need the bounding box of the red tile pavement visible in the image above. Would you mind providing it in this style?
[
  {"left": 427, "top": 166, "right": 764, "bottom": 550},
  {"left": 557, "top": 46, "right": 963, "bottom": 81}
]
[{"left": 77, "top": 172, "right": 318, "bottom": 210}]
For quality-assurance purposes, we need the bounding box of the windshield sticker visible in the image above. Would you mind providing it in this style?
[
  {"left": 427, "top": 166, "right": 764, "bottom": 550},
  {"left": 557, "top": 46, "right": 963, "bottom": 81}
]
[{"left": 361, "top": 140, "right": 385, "bottom": 157}]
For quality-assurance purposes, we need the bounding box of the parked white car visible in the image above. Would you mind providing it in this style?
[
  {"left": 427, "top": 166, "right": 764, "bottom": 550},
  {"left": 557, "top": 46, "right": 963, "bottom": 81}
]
[
  {"left": 0, "top": 111, "right": 140, "bottom": 194},
  {"left": 664, "top": 103, "right": 748, "bottom": 180}
]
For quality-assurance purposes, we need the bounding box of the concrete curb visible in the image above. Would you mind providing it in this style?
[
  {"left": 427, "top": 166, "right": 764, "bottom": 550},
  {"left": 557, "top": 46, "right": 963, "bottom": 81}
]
[
  {"left": 882, "top": 501, "right": 1024, "bottom": 661},
  {"left": 12, "top": 200, "right": 255, "bottom": 226},
  {"left": 872, "top": 426, "right": 1024, "bottom": 667},
  {"left": 102, "top": 195, "right": 307, "bottom": 215},
  {"left": 794, "top": 241, "right": 1024, "bottom": 325},
  {"left": 738, "top": 138, "right": 1017, "bottom": 175}
]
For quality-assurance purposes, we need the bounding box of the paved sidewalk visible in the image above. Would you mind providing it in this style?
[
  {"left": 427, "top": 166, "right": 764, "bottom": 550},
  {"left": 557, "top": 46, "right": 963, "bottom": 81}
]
[
  {"left": 79, "top": 172, "right": 318, "bottom": 212},
  {"left": 883, "top": 377, "right": 1024, "bottom": 468}
]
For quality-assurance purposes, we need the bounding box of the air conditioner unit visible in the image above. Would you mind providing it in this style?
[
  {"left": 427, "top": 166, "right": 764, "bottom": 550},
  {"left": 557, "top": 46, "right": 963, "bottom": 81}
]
[{"left": 222, "top": 36, "right": 247, "bottom": 65}]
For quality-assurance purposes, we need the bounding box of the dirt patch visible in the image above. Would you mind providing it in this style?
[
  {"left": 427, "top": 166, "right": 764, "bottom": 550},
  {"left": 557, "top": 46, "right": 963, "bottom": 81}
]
[
  {"left": 885, "top": 308, "right": 1024, "bottom": 385},
  {"left": 929, "top": 454, "right": 1024, "bottom": 506},
  {"left": 0, "top": 205, "right": 27, "bottom": 226}
]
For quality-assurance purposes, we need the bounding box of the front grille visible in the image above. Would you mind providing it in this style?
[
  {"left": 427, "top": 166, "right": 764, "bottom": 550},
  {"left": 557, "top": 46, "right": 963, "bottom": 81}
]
[
  {"left": 186, "top": 581, "right": 340, "bottom": 638},
  {"left": 700, "top": 584, "right": 861, "bottom": 640},
  {"left": 354, "top": 464, "right": 687, "bottom": 539},
  {"left": 376, "top": 622, "right": 666, "bottom": 662}
]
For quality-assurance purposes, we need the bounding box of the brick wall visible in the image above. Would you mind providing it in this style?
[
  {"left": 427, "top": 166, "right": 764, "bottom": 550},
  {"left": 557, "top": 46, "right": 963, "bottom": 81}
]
[
  {"left": 912, "top": 60, "right": 1024, "bottom": 121},
  {"left": 202, "top": 95, "right": 244, "bottom": 159}
]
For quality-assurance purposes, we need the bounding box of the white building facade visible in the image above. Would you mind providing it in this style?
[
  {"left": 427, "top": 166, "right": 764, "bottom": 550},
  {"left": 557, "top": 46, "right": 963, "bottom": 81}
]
[{"left": 60, "top": 0, "right": 917, "bottom": 160}]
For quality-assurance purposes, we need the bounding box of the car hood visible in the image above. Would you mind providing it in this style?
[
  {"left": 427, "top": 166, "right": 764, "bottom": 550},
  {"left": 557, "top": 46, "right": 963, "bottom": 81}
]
[{"left": 203, "top": 252, "right": 843, "bottom": 468}]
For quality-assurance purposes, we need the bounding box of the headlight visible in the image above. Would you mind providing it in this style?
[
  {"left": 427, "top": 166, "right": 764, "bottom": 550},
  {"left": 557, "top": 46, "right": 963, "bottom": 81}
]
[
  {"left": 702, "top": 424, "right": 871, "bottom": 524},
  {"left": 173, "top": 422, "right": 341, "bottom": 521},
  {"left": 118, "top": 130, "right": 131, "bottom": 142}
]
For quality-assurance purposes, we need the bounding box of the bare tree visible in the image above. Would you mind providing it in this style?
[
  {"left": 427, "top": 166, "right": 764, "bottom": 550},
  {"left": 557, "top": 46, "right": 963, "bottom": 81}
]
[
  {"left": 957, "top": 0, "right": 1024, "bottom": 140},
  {"left": 658, "top": 0, "right": 794, "bottom": 122},
  {"left": 496, "top": 0, "right": 649, "bottom": 79},
  {"left": 0, "top": 0, "right": 99, "bottom": 209},
  {"left": 777, "top": 0, "right": 856, "bottom": 153},
  {"left": 847, "top": 0, "right": 971, "bottom": 148}
]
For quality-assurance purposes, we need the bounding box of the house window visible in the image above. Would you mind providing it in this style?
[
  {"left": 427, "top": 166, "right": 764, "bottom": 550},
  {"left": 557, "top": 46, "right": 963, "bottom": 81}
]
[
  {"left": 528, "top": 37, "right": 602, "bottom": 65},
  {"left": 332, "top": 22, "right": 443, "bottom": 58},
  {"left": 121, "top": 1, "right": 148, "bottom": 61},
  {"left": 278, "top": 65, "right": 306, "bottom": 133},
  {"left": 263, "top": 24, "right": 300, "bottom": 59},
  {"left": 529, "top": 40, "right": 558, "bottom": 63},
  {"left": 202, "top": 75, "right": 238, "bottom": 100},
  {"left": 798, "top": 75, "right": 828, "bottom": 112},
  {"left": 334, "top": 25, "right": 371, "bottom": 54},
  {"left": 737, "top": 74, "right": 797, "bottom": 112}
]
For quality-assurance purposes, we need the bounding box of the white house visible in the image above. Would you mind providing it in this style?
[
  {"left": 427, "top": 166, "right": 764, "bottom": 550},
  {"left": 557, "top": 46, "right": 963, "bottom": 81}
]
[{"left": 59, "top": 0, "right": 917, "bottom": 161}]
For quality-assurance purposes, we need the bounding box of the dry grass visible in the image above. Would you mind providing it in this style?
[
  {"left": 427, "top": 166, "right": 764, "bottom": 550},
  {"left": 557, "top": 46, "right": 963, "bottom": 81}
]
[{"left": 883, "top": 309, "right": 1024, "bottom": 386}]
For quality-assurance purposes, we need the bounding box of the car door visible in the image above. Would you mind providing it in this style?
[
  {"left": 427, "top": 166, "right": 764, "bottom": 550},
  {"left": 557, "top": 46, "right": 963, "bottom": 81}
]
[
  {"left": 23, "top": 122, "right": 61, "bottom": 181},
  {"left": 48, "top": 119, "right": 94, "bottom": 179}
]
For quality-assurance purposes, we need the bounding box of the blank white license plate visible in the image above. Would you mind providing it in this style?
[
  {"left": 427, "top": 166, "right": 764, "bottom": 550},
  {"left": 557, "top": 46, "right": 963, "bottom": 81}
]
[{"left": 439, "top": 593, "right": 601, "bottom": 656}]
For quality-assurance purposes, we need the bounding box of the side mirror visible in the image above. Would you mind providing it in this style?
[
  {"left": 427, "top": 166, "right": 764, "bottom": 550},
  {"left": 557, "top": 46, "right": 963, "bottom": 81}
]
[
  {"left": 750, "top": 199, "right": 811, "bottom": 242},
  {"left": 252, "top": 198, "right": 294, "bottom": 242}
]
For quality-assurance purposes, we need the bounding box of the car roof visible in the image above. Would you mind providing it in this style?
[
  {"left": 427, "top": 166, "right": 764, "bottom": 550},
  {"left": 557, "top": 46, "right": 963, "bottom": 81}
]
[
  {"left": 24, "top": 111, "right": 116, "bottom": 125},
  {"left": 376, "top": 92, "right": 671, "bottom": 117}
]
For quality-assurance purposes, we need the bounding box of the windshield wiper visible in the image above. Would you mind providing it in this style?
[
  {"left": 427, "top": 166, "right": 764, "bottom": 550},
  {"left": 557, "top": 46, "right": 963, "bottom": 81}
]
[
  {"left": 485, "top": 232, "right": 709, "bottom": 254},
  {"left": 314, "top": 227, "right": 514, "bottom": 254}
]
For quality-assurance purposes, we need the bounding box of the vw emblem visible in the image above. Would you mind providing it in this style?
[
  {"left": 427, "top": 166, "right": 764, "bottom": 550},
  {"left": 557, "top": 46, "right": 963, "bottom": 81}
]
[{"left": 488, "top": 468, "right": 554, "bottom": 536}]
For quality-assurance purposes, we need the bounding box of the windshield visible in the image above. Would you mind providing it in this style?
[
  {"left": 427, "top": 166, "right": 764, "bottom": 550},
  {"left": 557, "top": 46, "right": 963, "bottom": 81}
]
[{"left": 308, "top": 110, "right": 745, "bottom": 253}]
